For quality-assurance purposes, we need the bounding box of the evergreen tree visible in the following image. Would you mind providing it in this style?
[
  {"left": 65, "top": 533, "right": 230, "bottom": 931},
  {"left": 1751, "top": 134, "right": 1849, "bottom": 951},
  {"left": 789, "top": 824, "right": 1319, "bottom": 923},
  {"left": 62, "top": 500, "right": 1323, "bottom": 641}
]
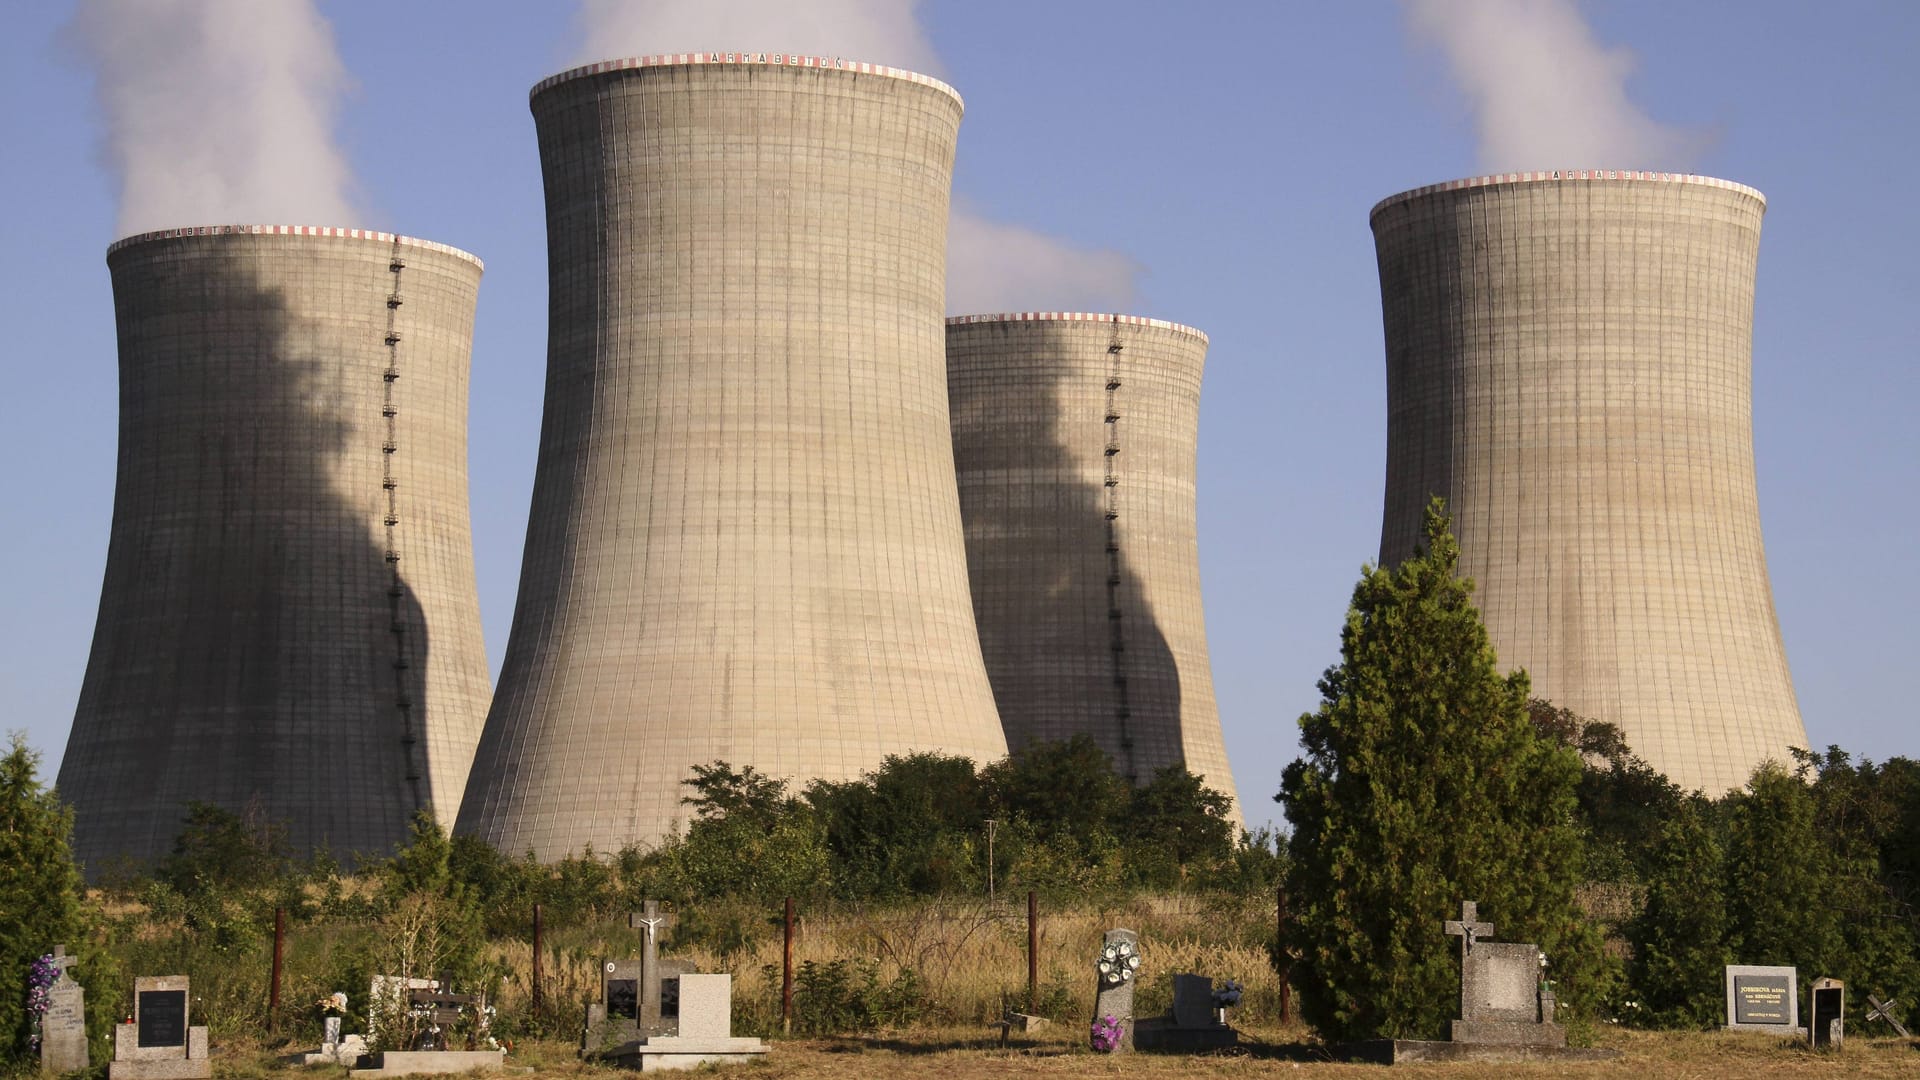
[
  {"left": 1723, "top": 763, "right": 1846, "bottom": 974},
  {"left": 1626, "top": 798, "right": 1732, "bottom": 1027},
  {"left": 0, "top": 734, "right": 114, "bottom": 1065},
  {"left": 1278, "top": 500, "right": 1606, "bottom": 1043}
]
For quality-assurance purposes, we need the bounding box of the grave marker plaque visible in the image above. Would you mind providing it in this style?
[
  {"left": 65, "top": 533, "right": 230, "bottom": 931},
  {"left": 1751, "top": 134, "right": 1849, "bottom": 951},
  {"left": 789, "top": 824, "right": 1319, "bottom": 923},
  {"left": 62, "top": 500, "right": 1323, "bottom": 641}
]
[
  {"left": 1725, "top": 965, "right": 1800, "bottom": 1033},
  {"left": 136, "top": 990, "right": 186, "bottom": 1048}
]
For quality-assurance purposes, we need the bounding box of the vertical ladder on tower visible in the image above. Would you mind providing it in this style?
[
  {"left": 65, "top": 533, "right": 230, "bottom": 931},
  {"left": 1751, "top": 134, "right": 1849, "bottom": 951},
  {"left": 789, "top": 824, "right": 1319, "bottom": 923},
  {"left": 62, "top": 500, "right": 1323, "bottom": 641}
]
[
  {"left": 1101, "top": 318, "right": 1137, "bottom": 784},
  {"left": 382, "top": 246, "right": 425, "bottom": 809}
]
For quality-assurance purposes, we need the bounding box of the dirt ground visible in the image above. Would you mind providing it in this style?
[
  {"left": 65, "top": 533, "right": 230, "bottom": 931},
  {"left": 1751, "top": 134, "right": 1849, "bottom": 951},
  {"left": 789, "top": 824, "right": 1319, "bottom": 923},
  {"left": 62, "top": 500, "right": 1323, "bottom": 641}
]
[{"left": 447, "top": 1024, "right": 1918, "bottom": 1080}]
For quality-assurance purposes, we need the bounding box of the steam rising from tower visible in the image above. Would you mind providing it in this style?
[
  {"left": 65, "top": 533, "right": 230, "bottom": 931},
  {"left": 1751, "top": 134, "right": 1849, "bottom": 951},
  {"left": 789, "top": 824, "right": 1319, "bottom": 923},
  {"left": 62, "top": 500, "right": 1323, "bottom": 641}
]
[
  {"left": 1371, "top": 171, "right": 1808, "bottom": 793},
  {"left": 457, "top": 54, "right": 1009, "bottom": 859},
  {"left": 70, "top": 0, "right": 359, "bottom": 235},
  {"left": 61, "top": 227, "right": 493, "bottom": 867}
]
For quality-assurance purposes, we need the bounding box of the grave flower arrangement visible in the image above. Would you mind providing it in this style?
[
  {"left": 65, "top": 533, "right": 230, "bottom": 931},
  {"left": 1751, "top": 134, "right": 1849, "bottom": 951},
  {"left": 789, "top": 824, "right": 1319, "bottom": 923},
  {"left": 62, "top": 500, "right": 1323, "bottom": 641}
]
[
  {"left": 1096, "top": 940, "right": 1141, "bottom": 986},
  {"left": 316, "top": 991, "right": 348, "bottom": 1015},
  {"left": 1089, "top": 1013, "right": 1125, "bottom": 1052},
  {"left": 26, "top": 953, "right": 59, "bottom": 1054}
]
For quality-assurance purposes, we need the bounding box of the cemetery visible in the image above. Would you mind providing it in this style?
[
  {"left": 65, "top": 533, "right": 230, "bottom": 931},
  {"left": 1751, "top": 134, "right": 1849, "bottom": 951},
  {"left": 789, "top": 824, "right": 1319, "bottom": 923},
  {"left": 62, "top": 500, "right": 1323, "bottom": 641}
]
[{"left": 1, "top": 522, "right": 1915, "bottom": 1079}]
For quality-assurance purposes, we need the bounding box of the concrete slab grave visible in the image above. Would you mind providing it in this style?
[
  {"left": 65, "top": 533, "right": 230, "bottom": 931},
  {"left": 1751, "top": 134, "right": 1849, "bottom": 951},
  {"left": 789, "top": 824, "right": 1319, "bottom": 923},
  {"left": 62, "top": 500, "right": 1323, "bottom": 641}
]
[
  {"left": 607, "top": 973, "right": 769, "bottom": 1072},
  {"left": 1134, "top": 973, "right": 1238, "bottom": 1052}
]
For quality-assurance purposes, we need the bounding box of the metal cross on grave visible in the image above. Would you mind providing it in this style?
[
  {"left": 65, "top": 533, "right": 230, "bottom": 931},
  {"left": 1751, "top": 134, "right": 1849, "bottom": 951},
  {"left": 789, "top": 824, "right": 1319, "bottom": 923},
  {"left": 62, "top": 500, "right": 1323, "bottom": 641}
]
[
  {"left": 628, "top": 900, "right": 679, "bottom": 1026},
  {"left": 1865, "top": 994, "right": 1910, "bottom": 1038},
  {"left": 1443, "top": 902, "right": 1494, "bottom": 1019}
]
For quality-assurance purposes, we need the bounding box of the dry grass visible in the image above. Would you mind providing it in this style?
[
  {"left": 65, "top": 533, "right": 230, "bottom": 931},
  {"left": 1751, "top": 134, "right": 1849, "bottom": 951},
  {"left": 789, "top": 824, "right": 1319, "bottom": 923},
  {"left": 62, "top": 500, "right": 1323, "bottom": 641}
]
[
  {"left": 224, "top": 1027, "right": 1919, "bottom": 1079},
  {"left": 504, "top": 895, "right": 1280, "bottom": 1031}
]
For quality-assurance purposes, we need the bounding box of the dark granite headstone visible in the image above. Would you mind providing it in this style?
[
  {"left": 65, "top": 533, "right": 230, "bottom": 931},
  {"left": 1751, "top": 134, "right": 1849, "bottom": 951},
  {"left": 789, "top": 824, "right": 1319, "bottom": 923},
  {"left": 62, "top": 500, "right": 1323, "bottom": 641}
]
[
  {"left": 136, "top": 990, "right": 186, "bottom": 1048},
  {"left": 607, "top": 979, "right": 639, "bottom": 1022}
]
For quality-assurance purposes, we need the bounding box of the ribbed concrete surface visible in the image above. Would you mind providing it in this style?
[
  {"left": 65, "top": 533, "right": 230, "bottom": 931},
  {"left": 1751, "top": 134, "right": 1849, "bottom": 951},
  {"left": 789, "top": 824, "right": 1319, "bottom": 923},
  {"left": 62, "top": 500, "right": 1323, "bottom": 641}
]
[
  {"left": 61, "top": 228, "right": 492, "bottom": 868},
  {"left": 459, "top": 57, "right": 1007, "bottom": 860},
  {"left": 1371, "top": 173, "right": 1808, "bottom": 794},
  {"left": 947, "top": 314, "right": 1238, "bottom": 815}
]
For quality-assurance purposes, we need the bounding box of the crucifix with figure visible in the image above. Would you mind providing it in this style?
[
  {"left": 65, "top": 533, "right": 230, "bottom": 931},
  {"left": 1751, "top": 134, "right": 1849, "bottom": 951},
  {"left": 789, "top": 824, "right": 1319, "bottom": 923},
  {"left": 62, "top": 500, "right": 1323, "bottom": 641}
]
[
  {"left": 1444, "top": 901, "right": 1494, "bottom": 1019},
  {"left": 629, "top": 900, "right": 679, "bottom": 1028}
]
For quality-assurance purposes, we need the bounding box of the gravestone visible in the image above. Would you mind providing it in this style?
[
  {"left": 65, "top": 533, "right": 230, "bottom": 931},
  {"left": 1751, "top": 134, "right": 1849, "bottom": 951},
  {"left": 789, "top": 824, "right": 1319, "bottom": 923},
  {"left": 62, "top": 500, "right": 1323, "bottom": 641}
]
[
  {"left": 1444, "top": 901, "right": 1564, "bottom": 1047},
  {"left": 630, "top": 901, "right": 679, "bottom": 1030},
  {"left": 616, "top": 974, "right": 769, "bottom": 1071},
  {"left": 109, "top": 976, "right": 210, "bottom": 1080},
  {"left": 1335, "top": 903, "right": 1614, "bottom": 1063},
  {"left": 1809, "top": 977, "right": 1844, "bottom": 1049},
  {"left": 368, "top": 975, "right": 438, "bottom": 1046},
  {"left": 1724, "top": 965, "right": 1800, "bottom": 1034},
  {"left": 1133, "top": 973, "right": 1238, "bottom": 1053},
  {"left": 582, "top": 903, "right": 696, "bottom": 1057},
  {"left": 1090, "top": 929, "right": 1141, "bottom": 1052},
  {"left": 39, "top": 946, "right": 89, "bottom": 1073}
]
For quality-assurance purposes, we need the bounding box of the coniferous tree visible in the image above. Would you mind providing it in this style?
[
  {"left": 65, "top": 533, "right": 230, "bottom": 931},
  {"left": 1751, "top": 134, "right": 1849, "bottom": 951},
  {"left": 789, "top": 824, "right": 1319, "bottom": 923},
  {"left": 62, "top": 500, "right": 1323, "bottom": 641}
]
[
  {"left": 1278, "top": 500, "right": 1606, "bottom": 1043},
  {"left": 1626, "top": 798, "right": 1733, "bottom": 1027},
  {"left": 0, "top": 734, "right": 114, "bottom": 1065}
]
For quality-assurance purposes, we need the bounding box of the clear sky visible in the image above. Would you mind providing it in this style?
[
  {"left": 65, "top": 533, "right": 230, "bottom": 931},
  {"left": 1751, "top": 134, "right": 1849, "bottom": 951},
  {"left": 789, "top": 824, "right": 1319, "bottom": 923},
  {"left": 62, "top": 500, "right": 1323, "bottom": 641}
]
[{"left": 1, "top": 2, "right": 1914, "bottom": 835}]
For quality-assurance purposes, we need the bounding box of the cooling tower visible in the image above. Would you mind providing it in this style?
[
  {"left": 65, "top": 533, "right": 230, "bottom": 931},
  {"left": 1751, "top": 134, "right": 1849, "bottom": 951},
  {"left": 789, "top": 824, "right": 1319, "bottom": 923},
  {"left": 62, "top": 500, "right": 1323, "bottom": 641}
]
[
  {"left": 60, "top": 225, "right": 493, "bottom": 869},
  {"left": 946, "top": 313, "right": 1239, "bottom": 813},
  {"left": 1371, "top": 171, "right": 1808, "bottom": 794},
  {"left": 458, "top": 54, "right": 1007, "bottom": 860}
]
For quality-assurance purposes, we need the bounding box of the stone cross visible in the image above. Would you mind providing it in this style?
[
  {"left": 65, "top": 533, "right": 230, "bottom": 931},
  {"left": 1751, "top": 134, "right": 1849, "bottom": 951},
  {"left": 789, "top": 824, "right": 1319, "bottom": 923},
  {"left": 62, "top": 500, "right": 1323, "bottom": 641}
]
[
  {"left": 1444, "top": 901, "right": 1494, "bottom": 1021},
  {"left": 1865, "top": 994, "right": 1909, "bottom": 1038},
  {"left": 629, "top": 901, "right": 679, "bottom": 1028},
  {"left": 49, "top": 945, "right": 80, "bottom": 979}
]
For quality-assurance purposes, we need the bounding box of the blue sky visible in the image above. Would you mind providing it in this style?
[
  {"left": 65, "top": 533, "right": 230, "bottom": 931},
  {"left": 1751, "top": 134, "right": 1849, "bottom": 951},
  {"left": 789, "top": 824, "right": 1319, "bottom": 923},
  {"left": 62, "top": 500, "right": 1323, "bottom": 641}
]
[{"left": 1, "top": 2, "right": 1914, "bottom": 834}]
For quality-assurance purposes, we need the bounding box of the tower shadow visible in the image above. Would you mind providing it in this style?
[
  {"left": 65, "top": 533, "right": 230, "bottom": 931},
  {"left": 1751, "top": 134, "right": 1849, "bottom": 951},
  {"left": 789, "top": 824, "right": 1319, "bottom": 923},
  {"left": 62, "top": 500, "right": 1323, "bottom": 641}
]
[{"left": 63, "top": 245, "right": 431, "bottom": 870}]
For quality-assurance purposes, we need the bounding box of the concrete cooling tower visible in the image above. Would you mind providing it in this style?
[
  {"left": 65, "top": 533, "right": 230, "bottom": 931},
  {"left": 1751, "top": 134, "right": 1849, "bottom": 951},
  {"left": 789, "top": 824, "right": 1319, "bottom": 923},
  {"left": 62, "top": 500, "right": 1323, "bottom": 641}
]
[
  {"left": 946, "top": 313, "right": 1238, "bottom": 813},
  {"left": 1371, "top": 171, "right": 1809, "bottom": 794},
  {"left": 61, "top": 225, "right": 493, "bottom": 869},
  {"left": 458, "top": 54, "right": 1008, "bottom": 860}
]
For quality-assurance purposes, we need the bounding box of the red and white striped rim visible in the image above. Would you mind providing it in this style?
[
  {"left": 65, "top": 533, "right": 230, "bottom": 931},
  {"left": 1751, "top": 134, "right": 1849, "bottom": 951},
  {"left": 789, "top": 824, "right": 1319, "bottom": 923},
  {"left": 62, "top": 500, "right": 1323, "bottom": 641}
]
[
  {"left": 107, "top": 225, "right": 484, "bottom": 270},
  {"left": 946, "top": 312, "right": 1207, "bottom": 345},
  {"left": 532, "top": 53, "right": 960, "bottom": 108},
  {"left": 1370, "top": 171, "right": 1765, "bottom": 221}
]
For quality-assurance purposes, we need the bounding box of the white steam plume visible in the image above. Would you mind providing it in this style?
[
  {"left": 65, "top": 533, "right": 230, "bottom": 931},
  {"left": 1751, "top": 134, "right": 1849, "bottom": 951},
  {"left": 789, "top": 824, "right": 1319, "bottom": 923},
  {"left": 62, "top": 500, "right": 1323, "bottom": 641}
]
[
  {"left": 947, "top": 206, "right": 1139, "bottom": 315},
  {"left": 1402, "top": 0, "right": 1698, "bottom": 171},
  {"left": 573, "top": 0, "right": 1141, "bottom": 314},
  {"left": 577, "top": 0, "right": 940, "bottom": 73},
  {"left": 70, "top": 0, "right": 359, "bottom": 237}
]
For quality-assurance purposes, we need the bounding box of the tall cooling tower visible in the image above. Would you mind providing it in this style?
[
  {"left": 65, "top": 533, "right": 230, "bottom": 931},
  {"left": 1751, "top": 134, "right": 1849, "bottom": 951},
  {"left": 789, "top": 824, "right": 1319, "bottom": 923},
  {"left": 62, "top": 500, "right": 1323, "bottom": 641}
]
[
  {"left": 61, "top": 225, "right": 492, "bottom": 868},
  {"left": 458, "top": 54, "right": 1007, "bottom": 859},
  {"left": 1371, "top": 171, "right": 1808, "bottom": 794},
  {"left": 946, "top": 313, "right": 1238, "bottom": 811}
]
